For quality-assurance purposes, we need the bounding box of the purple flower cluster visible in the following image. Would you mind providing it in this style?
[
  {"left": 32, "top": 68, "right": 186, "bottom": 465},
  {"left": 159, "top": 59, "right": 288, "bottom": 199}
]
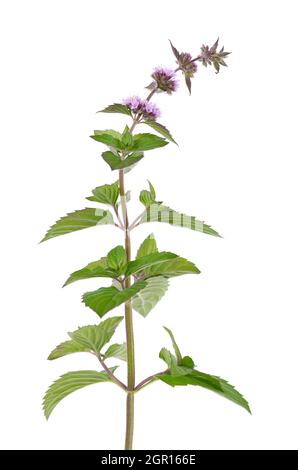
[
  {"left": 151, "top": 67, "right": 179, "bottom": 94},
  {"left": 123, "top": 96, "right": 161, "bottom": 120},
  {"left": 178, "top": 53, "right": 198, "bottom": 77}
]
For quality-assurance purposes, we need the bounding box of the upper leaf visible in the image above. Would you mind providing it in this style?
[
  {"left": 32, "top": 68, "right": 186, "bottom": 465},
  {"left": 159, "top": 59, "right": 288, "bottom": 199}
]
[
  {"left": 48, "top": 317, "right": 123, "bottom": 360},
  {"left": 41, "top": 208, "right": 114, "bottom": 242},
  {"left": 122, "top": 125, "right": 134, "bottom": 148},
  {"left": 43, "top": 369, "right": 116, "bottom": 419},
  {"left": 125, "top": 252, "right": 200, "bottom": 279},
  {"left": 98, "top": 103, "right": 132, "bottom": 116},
  {"left": 107, "top": 246, "right": 127, "bottom": 274},
  {"left": 86, "top": 182, "right": 119, "bottom": 207},
  {"left": 143, "top": 120, "right": 177, "bottom": 145},
  {"left": 136, "top": 233, "right": 158, "bottom": 259},
  {"left": 102, "top": 151, "right": 144, "bottom": 171},
  {"left": 139, "top": 203, "right": 221, "bottom": 237},
  {"left": 103, "top": 343, "right": 127, "bottom": 361},
  {"left": 156, "top": 369, "right": 251, "bottom": 413},
  {"left": 125, "top": 252, "right": 177, "bottom": 277},
  {"left": 68, "top": 316, "right": 123, "bottom": 353},
  {"left": 63, "top": 258, "right": 117, "bottom": 287},
  {"left": 91, "top": 130, "right": 123, "bottom": 150},
  {"left": 82, "top": 281, "right": 147, "bottom": 317},
  {"left": 132, "top": 276, "right": 169, "bottom": 317},
  {"left": 132, "top": 133, "right": 168, "bottom": 151}
]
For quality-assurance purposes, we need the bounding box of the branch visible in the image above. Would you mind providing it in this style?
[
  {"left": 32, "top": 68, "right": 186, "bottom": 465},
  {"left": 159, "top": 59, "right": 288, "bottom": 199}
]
[
  {"left": 134, "top": 371, "right": 167, "bottom": 393},
  {"left": 96, "top": 353, "right": 127, "bottom": 391}
]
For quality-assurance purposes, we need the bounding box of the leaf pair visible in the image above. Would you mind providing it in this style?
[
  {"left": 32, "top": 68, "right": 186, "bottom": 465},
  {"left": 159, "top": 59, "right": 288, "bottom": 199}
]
[
  {"left": 157, "top": 327, "right": 251, "bottom": 413},
  {"left": 91, "top": 129, "right": 168, "bottom": 153},
  {"left": 44, "top": 316, "right": 127, "bottom": 419}
]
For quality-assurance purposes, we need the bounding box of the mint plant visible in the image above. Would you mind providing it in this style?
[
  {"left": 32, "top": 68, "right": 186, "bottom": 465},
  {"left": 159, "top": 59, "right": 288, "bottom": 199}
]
[{"left": 41, "top": 39, "right": 250, "bottom": 450}]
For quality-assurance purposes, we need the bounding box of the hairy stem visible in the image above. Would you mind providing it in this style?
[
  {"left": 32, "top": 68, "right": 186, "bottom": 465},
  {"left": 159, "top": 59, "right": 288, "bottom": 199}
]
[{"left": 119, "top": 168, "right": 135, "bottom": 450}]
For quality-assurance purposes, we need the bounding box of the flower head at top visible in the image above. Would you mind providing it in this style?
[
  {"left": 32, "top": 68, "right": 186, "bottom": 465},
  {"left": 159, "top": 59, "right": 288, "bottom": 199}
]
[
  {"left": 198, "top": 38, "right": 231, "bottom": 73},
  {"left": 150, "top": 67, "right": 179, "bottom": 94},
  {"left": 123, "top": 96, "right": 161, "bottom": 120}
]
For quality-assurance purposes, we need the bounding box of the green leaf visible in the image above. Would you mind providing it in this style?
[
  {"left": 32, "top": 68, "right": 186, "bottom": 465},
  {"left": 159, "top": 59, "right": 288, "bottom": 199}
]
[
  {"left": 181, "top": 356, "right": 195, "bottom": 369},
  {"left": 143, "top": 120, "right": 177, "bottom": 145},
  {"left": 121, "top": 125, "right": 133, "bottom": 148},
  {"left": 125, "top": 252, "right": 177, "bottom": 277},
  {"left": 140, "top": 203, "right": 221, "bottom": 237},
  {"left": 98, "top": 103, "right": 132, "bottom": 116},
  {"left": 185, "top": 75, "right": 192, "bottom": 95},
  {"left": 107, "top": 245, "right": 127, "bottom": 274},
  {"left": 48, "top": 340, "right": 89, "bottom": 360},
  {"left": 103, "top": 343, "right": 127, "bottom": 361},
  {"left": 63, "top": 258, "right": 117, "bottom": 287},
  {"left": 86, "top": 182, "right": 119, "bottom": 207},
  {"left": 91, "top": 130, "right": 123, "bottom": 149},
  {"left": 156, "top": 369, "right": 250, "bottom": 413},
  {"left": 159, "top": 348, "right": 192, "bottom": 376},
  {"left": 132, "top": 133, "right": 168, "bottom": 151},
  {"left": 82, "top": 281, "right": 147, "bottom": 317},
  {"left": 139, "top": 190, "right": 154, "bottom": 208},
  {"left": 43, "top": 369, "right": 116, "bottom": 419},
  {"left": 132, "top": 276, "right": 169, "bottom": 317},
  {"left": 68, "top": 316, "right": 123, "bottom": 353},
  {"left": 163, "top": 326, "right": 182, "bottom": 364},
  {"left": 125, "top": 252, "right": 200, "bottom": 279},
  {"left": 148, "top": 180, "right": 156, "bottom": 200},
  {"left": 41, "top": 208, "right": 114, "bottom": 242},
  {"left": 136, "top": 233, "right": 158, "bottom": 259},
  {"left": 102, "top": 151, "right": 144, "bottom": 170}
]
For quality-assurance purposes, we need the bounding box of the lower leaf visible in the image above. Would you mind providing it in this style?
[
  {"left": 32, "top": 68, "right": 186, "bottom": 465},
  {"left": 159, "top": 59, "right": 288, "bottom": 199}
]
[
  {"left": 43, "top": 368, "right": 117, "bottom": 419},
  {"left": 156, "top": 369, "right": 250, "bottom": 413}
]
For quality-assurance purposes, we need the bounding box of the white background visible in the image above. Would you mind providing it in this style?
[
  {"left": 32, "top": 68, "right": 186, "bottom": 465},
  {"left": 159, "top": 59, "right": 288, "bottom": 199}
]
[{"left": 1, "top": 0, "right": 297, "bottom": 450}]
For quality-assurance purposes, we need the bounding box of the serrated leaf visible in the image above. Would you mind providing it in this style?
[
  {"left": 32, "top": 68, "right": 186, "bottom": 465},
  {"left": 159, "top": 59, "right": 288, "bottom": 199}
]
[
  {"left": 48, "top": 340, "right": 89, "bottom": 360},
  {"left": 82, "top": 281, "right": 147, "bottom": 317},
  {"left": 63, "top": 258, "right": 116, "bottom": 287},
  {"left": 41, "top": 208, "right": 114, "bottom": 242},
  {"left": 125, "top": 252, "right": 177, "bottom": 277},
  {"left": 86, "top": 182, "right": 119, "bottom": 207},
  {"left": 107, "top": 245, "right": 127, "bottom": 274},
  {"left": 143, "top": 120, "right": 177, "bottom": 144},
  {"left": 91, "top": 130, "right": 123, "bottom": 149},
  {"left": 136, "top": 234, "right": 158, "bottom": 259},
  {"left": 43, "top": 369, "right": 116, "bottom": 419},
  {"left": 126, "top": 252, "right": 199, "bottom": 279},
  {"left": 102, "top": 151, "right": 144, "bottom": 170},
  {"left": 132, "top": 133, "right": 168, "bottom": 151},
  {"left": 139, "top": 204, "right": 221, "bottom": 237},
  {"left": 103, "top": 343, "right": 127, "bottom": 361},
  {"left": 98, "top": 103, "right": 132, "bottom": 116},
  {"left": 68, "top": 316, "right": 123, "bottom": 353},
  {"left": 156, "top": 369, "right": 250, "bottom": 413},
  {"left": 132, "top": 276, "right": 169, "bottom": 317},
  {"left": 163, "top": 326, "right": 182, "bottom": 364}
]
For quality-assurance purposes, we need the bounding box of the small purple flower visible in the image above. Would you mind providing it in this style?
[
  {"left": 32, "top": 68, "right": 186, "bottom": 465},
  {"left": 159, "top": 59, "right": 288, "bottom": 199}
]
[
  {"left": 142, "top": 101, "right": 161, "bottom": 120},
  {"left": 151, "top": 67, "right": 179, "bottom": 94},
  {"left": 123, "top": 96, "right": 144, "bottom": 113},
  {"left": 123, "top": 96, "right": 161, "bottom": 120},
  {"left": 179, "top": 53, "right": 198, "bottom": 77}
]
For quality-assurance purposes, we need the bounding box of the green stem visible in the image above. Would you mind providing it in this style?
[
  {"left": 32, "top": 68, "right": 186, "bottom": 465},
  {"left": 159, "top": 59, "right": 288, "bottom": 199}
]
[
  {"left": 125, "top": 392, "right": 134, "bottom": 450},
  {"left": 119, "top": 168, "right": 135, "bottom": 450}
]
